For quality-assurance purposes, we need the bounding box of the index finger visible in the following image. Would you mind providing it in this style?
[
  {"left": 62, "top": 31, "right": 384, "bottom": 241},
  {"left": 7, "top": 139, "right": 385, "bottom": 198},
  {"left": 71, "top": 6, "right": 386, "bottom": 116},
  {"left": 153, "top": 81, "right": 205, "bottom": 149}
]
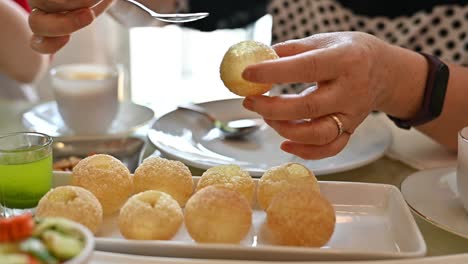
[
  {"left": 272, "top": 34, "right": 327, "bottom": 57},
  {"left": 242, "top": 46, "right": 345, "bottom": 84},
  {"left": 29, "top": 8, "right": 95, "bottom": 36},
  {"left": 29, "top": 0, "right": 102, "bottom": 13},
  {"left": 243, "top": 85, "right": 344, "bottom": 121}
]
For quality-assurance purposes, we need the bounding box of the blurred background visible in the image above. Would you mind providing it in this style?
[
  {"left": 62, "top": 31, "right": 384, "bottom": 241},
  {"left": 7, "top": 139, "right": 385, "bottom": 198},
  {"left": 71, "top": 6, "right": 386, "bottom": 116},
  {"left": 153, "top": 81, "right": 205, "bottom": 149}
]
[{"left": 36, "top": 12, "right": 273, "bottom": 117}]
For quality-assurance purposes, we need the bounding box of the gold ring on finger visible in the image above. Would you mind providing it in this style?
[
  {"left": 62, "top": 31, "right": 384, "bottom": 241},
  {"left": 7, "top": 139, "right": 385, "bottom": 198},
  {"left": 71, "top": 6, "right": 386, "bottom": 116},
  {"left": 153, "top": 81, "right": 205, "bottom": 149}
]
[{"left": 330, "top": 114, "right": 344, "bottom": 138}]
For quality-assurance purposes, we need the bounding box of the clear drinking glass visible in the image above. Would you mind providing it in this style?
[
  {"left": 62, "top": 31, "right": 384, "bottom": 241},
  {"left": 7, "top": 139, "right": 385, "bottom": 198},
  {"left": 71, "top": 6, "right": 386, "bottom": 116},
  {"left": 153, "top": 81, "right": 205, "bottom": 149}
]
[{"left": 0, "top": 132, "right": 53, "bottom": 217}]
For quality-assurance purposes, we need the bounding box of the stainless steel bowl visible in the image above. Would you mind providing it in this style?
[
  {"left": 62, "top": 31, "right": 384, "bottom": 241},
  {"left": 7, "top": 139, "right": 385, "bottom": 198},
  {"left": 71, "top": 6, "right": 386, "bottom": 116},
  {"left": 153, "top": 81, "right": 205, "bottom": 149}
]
[{"left": 52, "top": 137, "right": 146, "bottom": 172}]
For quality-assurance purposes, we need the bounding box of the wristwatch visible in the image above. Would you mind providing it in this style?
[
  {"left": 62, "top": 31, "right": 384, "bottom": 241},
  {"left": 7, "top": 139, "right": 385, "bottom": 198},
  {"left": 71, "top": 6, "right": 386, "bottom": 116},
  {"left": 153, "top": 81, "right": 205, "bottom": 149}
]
[{"left": 388, "top": 52, "right": 450, "bottom": 129}]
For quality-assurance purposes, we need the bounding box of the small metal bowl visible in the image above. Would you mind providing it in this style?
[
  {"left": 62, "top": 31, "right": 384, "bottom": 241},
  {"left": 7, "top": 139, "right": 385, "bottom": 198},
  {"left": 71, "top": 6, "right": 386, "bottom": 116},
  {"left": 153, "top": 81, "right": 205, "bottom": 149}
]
[{"left": 52, "top": 137, "right": 145, "bottom": 172}]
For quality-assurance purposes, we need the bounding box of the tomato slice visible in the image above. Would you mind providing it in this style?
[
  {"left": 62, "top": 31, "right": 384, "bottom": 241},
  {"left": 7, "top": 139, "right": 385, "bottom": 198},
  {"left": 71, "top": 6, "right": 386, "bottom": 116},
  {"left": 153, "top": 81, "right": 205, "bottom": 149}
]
[
  {"left": 27, "top": 254, "right": 41, "bottom": 264},
  {"left": 0, "top": 214, "right": 34, "bottom": 242}
]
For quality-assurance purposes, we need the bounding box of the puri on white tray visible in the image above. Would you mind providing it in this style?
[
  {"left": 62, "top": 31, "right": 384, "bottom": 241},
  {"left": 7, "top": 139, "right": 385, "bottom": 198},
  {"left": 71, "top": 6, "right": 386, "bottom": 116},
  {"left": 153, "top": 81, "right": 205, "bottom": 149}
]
[{"left": 40, "top": 154, "right": 426, "bottom": 261}]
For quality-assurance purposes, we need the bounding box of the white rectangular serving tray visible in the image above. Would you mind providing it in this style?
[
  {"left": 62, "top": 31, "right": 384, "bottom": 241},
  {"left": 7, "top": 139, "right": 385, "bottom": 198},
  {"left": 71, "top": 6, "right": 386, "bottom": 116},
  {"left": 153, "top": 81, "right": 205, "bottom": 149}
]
[
  {"left": 91, "top": 251, "right": 468, "bottom": 264},
  {"left": 53, "top": 172, "right": 426, "bottom": 261}
]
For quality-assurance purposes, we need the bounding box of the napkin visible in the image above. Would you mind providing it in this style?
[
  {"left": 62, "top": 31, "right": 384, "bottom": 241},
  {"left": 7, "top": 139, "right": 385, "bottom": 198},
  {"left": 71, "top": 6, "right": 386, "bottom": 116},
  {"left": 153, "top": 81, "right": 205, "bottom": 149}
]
[{"left": 376, "top": 114, "right": 457, "bottom": 170}]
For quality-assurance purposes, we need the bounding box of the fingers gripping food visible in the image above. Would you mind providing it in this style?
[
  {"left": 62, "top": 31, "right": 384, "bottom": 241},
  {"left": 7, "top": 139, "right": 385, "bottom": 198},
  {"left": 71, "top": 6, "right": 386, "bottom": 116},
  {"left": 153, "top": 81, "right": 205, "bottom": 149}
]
[{"left": 220, "top": 40, "right": 279, "bottom": 96}]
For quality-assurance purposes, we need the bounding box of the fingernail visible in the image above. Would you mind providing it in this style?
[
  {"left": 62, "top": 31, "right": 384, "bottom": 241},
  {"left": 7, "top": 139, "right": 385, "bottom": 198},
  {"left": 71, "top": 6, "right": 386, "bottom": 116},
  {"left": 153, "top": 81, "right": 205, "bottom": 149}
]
[
  {"left": 280, "top": 142, "right": 292, "bottom": 152},
  {"left": 242, "top": 68, "right": 252, "bottom": 81},
  {"left": 33, "top": 36, "right": 43, "bottom": 44},
  {"left": 75, "top": 9, "right": 94, "bottom": 26},
  {"left": 243, "top": 97, "right": 254, "bottom": 110},
  {"left": 90, "top": 8, "right": 96, "bottom": 19},
  {"left": 272, "top": 41, "right": 286, "bottom": 48}
]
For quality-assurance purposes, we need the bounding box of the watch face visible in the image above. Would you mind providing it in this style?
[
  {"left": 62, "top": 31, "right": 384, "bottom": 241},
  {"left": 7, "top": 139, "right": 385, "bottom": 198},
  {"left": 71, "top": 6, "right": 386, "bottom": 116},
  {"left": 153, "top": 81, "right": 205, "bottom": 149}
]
[{"left": 429, "top": 63, "right": 450, "bottom": 116}]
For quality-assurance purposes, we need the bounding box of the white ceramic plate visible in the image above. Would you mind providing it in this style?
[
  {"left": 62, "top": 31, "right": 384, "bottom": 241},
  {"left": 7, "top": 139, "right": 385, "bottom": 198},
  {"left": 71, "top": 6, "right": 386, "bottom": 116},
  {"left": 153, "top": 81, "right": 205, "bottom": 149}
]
[
  {"left": 401, "top": 167, "right": 468, "bottom": 239},
  {"left": 148, "top": 99, "right": 392, "bottom": 176},
  {"left": 53, "top": 172, "right": 425, "bottom": 261},
  {"left": 22, "top": 101, "right": 154, "bottom": 138},
  {"left": 91, "top": 251, "right": 468, "bottom": 264}
]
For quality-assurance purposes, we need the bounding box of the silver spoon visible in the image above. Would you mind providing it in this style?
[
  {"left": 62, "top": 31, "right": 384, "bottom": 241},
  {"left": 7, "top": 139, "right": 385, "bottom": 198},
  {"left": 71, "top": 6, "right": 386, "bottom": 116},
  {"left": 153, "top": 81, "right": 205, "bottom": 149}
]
[
  {"left": 125, "top": 0, "right": 209, "bottom": 23},
  {"left": 178, "top": 103, "right": 264, "bottom": 140}
]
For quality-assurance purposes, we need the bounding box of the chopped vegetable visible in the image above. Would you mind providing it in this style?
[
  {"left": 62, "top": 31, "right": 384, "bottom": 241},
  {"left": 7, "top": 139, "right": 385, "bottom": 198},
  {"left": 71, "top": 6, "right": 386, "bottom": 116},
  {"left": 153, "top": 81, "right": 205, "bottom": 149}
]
[
  {"left": 0, "top": 253, "right": 29, "bottom": 264},
  {"left": 0, "top": 214, "right": 34, "bottom": 243},
  {"left": 0, "top": 243, "right": 19, "bottom": 254},
  {"left": 42, "top": 230, "right": 83, "bottom": 260},
  {"left": 1, "top": 216, "right": 85, "bottom": 264},
  {"left": 19, "top": 238, "right": 57, "bottom": 264},
  {"left": 34, "top": 218, "right": 82, "bottom": 240}
]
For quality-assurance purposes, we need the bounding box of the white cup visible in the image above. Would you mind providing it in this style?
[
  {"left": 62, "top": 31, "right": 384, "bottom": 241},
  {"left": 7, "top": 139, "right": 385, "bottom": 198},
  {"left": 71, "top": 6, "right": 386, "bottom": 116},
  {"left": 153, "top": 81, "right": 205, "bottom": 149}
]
[
  {"left": 457, "top": 127, "right": 468, "bottom": 211},
  {"left": 50, "top": 64, "right": 119, "bottom": 135}
]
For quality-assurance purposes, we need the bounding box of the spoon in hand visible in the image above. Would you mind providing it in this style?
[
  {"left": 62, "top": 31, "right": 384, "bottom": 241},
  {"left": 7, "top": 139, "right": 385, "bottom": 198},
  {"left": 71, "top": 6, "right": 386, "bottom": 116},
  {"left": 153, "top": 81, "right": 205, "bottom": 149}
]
[
  {"left": 177, "top": 103, "right": 264, "bottom": 140},
  {"left": 124, "top": 0, "right": 209, "bottom": 23}
]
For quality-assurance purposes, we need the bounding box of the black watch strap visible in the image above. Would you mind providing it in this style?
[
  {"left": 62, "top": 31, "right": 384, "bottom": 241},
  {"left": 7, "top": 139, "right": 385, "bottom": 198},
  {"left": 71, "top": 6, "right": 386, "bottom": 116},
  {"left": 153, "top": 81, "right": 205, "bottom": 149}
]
[{"left": 388, "top": 52, "right": 450, "bottom": 129}]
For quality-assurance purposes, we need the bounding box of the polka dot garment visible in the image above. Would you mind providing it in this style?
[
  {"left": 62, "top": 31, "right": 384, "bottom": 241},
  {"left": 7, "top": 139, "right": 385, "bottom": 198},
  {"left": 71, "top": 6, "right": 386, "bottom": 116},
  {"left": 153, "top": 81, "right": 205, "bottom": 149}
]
[{"left": 268, "top": 0, "right": 468, "bottom": 94}]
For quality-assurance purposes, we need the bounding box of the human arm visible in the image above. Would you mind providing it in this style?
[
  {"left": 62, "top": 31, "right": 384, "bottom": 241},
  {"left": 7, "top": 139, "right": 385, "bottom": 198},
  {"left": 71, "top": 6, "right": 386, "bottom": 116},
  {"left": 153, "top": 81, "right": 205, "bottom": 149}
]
[
  {"left": 0, "top": 0, "right": 47, "bottom": 83},
  {"left": 241, "top": 32, "right": 467, "bottom": 159},
  {"left": 375, "top": 43, "right": 467, "bottom": 151},
  {"left": 28, "top": 0, "right": 113, "bottom": 54},
  {"left": 108, "top": 0, "right": 269, "bottom": 29},
  {"left": 28, "top": 0, "right": 184, "bottom": 54},
  {"left": 29, "top": 0, "right": 270, "bottom": 54},
  {"left": 415, "top": 63, "right": 468, "bottom": 150}
]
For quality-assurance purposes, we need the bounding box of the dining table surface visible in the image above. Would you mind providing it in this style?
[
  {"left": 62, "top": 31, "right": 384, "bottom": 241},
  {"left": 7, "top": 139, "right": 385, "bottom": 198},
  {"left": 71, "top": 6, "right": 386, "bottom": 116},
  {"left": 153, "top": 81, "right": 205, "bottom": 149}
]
[{"left": 2, "top": 99, "right": 468, "bottom": 263}]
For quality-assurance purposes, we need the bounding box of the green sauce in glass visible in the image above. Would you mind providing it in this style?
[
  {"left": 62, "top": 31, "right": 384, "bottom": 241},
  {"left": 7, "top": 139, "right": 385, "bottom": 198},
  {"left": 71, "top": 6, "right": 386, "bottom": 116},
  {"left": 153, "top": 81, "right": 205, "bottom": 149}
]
[{"left": 0, "top": 155, "right": 52, "bottom": 209}]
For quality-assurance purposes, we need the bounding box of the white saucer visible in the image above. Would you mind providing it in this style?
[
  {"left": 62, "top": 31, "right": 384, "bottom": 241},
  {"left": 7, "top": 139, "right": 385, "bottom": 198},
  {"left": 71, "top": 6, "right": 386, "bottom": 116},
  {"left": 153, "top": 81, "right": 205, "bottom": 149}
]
[
  {"left": 401, "top": 167, "right": 468, "bottom": 239},
  {"left": 22, "top": 101, "right": 155, "bottom": 138},
  {"left": 149, "top": 98, "right": 393, "bottom": 176}
]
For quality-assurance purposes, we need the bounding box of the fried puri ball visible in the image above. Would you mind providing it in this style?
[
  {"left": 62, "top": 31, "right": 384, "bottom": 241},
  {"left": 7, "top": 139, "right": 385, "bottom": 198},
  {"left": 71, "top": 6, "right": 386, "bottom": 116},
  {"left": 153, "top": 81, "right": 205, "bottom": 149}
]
[
  {"left": 220, "top": 40, "right": 279, "bottom": 96},
  {"left": 71, "top": 154, "right": 133, "bottom": 215},
  {"left": 266, "top": 187, "right": 336, "bottom": 247},
  {"left": 185, "top": 186, "right": 252, "bottom": 243},
  {"left": 36, "top": 186, "right": 103, "bottom": 234},
  {"left": 118, "top": 190, "right": 183, "bottom": 240},
  {"left": 133, "top": 157, "right": 193, "bottom": 207},
  {"left": 257, "top": 162, "right": 320, "bottom": 210},
  {"left": 196, "top": 164, "right": 255, "bottom": 205}
]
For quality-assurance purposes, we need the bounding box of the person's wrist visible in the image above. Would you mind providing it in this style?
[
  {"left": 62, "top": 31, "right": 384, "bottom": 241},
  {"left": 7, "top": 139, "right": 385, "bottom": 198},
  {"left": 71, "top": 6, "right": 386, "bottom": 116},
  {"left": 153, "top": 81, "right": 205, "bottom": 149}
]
[{"left": 376, "top": 44, "right": 428, "bottom": 120}]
